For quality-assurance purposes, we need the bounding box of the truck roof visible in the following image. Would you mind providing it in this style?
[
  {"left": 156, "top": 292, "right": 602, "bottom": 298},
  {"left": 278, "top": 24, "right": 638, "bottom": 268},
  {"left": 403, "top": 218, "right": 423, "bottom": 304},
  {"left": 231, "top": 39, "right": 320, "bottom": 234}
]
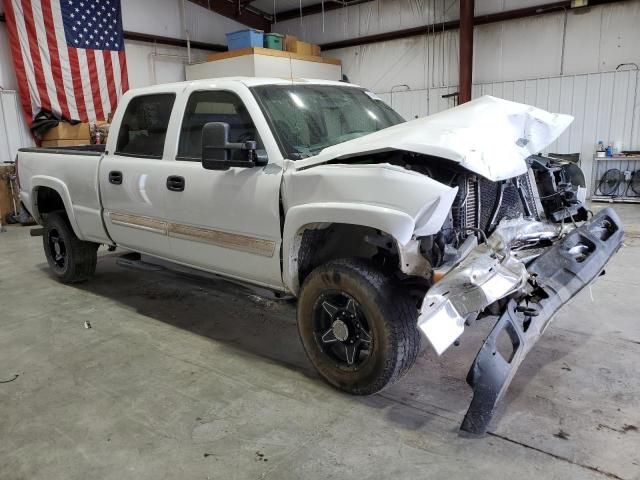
[{"left": 125, "top": 77, "right": 361, "bottom": 95}]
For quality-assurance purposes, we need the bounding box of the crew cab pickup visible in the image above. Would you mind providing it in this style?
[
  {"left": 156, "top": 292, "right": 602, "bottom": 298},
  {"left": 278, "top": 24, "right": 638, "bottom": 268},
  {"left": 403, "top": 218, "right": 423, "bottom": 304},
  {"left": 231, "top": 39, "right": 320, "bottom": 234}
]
[{"left": 17, "top": 77, "right": 623, "bottom": 434}]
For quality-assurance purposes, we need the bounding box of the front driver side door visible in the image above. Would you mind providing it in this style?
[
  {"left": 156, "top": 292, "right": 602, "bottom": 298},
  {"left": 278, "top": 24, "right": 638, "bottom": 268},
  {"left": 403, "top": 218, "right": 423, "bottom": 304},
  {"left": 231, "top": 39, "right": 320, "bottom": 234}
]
[{"left": 162, "top": 88, "right": 284, "bottom": 290}]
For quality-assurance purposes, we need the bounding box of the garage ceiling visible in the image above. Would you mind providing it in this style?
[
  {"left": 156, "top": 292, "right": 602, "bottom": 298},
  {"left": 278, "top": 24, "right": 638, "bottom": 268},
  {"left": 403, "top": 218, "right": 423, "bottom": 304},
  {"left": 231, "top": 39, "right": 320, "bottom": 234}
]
[{"left": 251, "top": 0, "right": 323, "bottom": 15}]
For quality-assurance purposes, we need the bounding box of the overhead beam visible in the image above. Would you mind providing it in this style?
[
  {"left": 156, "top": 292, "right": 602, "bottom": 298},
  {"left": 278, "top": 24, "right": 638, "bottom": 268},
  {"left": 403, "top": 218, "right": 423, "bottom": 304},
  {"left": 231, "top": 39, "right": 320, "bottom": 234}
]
[
  {"left": 188, "top": 0, "right": 271, "bottom": 32},
  {"left": 123, "top": 31, "right": 226, "bottom": 52},
  {"left": 275, "top": 0, "right": 374, "bottom": 22},
  {"left": 319, "top": 0, "right": 626, "bottom": 51}
]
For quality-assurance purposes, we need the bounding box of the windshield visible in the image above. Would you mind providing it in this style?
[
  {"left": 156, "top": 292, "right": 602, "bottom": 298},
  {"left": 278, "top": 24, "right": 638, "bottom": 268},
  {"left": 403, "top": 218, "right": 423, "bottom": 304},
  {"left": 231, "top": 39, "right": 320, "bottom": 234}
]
[{"left": 251, "top": 84, "right": 405, "bottom": 159}]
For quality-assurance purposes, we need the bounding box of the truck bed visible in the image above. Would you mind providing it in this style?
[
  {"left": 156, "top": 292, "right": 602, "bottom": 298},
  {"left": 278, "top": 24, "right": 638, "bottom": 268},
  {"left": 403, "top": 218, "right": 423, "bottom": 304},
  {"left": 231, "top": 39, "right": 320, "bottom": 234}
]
[{"left": 17, "top": 145, "right": 110, "bottom": 245}]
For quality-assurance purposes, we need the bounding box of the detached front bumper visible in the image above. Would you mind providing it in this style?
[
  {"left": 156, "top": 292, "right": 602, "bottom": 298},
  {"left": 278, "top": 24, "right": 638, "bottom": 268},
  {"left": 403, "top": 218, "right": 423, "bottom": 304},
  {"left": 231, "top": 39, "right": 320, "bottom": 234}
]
[{"left": 418, "top": 208, "right": 624, "bottom": 435}]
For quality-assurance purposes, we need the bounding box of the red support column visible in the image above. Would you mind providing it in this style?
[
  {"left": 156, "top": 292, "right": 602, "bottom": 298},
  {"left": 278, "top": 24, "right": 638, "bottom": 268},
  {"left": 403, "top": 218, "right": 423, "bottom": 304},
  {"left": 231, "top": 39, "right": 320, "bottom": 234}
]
[{"left": 459, "top": 0, "right": 474, "bottom": 104}]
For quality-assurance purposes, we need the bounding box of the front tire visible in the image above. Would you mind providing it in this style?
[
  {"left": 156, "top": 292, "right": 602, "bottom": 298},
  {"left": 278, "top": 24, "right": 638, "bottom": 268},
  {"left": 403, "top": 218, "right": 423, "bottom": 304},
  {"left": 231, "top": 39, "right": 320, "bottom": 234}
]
[
  {"left": 43, "top": 211, "right": 98, "bottom": 284},
  {"left": 297, "top": 258, "right": 421, "bottom": 395}
]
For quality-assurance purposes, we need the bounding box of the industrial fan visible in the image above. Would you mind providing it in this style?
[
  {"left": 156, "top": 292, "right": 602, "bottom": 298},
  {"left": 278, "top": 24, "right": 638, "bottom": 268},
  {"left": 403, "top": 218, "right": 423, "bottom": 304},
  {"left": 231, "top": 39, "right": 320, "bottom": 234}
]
[
  {"left": 597, "top": 168, "right": 624, "bottom": 196},
  {"left": 631, "top": 170, "right": 640, "bottom": 195}
]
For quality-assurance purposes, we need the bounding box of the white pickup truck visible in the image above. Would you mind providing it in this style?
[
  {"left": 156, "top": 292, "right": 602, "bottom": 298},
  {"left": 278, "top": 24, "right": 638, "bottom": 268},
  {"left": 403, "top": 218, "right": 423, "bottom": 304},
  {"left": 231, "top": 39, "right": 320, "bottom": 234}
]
[{"left": 17, "top": 77, "right": 623, "bottom": 434}]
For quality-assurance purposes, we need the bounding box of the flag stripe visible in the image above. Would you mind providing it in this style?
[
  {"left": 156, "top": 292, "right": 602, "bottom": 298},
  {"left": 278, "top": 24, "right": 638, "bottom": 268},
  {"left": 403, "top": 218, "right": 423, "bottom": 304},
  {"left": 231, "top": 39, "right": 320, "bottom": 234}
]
[
  {"left": 11, "top": 0, "right": 42, "bottom": 116},
  {"left": 85, "top": 49, "right": 104, "bottom": 121},
  {"left": 49, "top": 0, "right": 79, "bottom": 120},
  {"left": 4, "top": 0, "right": 128, "bottom": 126},
  {"left": 77, "top": 49, "right": 96, "bottom": 122},
  {"left": 111, "top": 50, "right": 122, "bottom": 99},
  {"left": 67, "top": 47, "right": 88, "bottom": 122},
  {"left": 32, "top": 0, "right": 63, "bottom": 119},
  {"left": 94, "top": 51, "right": 111, "bottom": 118},
  {"left": 3, "top": 1, "right": 33, "bottom": 120},
  {"left": 41, "top": 0, "right": 71, "bottom": 121},
  {"left": 103, "top": 50, "right": 118, "bottom": 116},
  {"left": 20, "top": 0, "right": 52, "bottom": 112}
]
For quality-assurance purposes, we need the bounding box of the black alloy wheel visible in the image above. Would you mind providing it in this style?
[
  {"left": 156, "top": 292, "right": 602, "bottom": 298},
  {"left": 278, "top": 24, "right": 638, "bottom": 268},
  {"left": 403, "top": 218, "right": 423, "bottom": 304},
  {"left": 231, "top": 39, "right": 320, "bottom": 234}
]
[
  {"left": 313, "top": 291, "right": 373, "bottom": 369},
  {"left": 47, "top": 227, "right": 68, "bottom": 269}
]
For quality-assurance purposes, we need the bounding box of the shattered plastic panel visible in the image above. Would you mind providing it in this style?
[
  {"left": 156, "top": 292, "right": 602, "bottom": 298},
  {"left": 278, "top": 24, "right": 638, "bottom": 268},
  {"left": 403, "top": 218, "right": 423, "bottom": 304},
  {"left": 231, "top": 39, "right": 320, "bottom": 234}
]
[{"left": 418, "top": 216, "right": 563, "bottom": 355}]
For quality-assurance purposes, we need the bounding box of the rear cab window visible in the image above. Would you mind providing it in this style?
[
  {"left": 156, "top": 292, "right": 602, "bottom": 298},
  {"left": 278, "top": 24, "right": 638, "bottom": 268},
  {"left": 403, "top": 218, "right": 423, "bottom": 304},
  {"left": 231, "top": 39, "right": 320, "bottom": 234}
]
[{"left": 116, "top": 93, "right": 176, "bottom": 158}]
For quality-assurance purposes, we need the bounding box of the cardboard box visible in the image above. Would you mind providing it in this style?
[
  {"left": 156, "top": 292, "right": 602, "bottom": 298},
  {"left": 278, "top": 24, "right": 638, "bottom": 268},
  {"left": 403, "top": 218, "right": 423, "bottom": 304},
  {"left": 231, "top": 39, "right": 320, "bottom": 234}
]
[
  {"left": 0, "top": 165, "right": 18, "bottom": 220},
  {"left": 41, "top": 122, "right": 90, "bottom": 141},
  {"left": 284, "top": 35, "right": 298, "bottom": 53},
  {"left": 41, "top": 139, "right": 90, "bottom": 148},
  {"left": 293, "top": 41, "right": 314, "bottom": 56},
  {"left": 311, "top": 44, "right": 321, "bottom": 57}
]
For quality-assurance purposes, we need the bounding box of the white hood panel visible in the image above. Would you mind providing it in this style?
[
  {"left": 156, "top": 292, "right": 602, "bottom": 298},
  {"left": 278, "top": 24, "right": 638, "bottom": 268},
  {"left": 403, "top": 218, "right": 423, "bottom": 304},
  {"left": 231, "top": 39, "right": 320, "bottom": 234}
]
[{"left": 294, "top": 96, "right": 573, "bottom": 181}]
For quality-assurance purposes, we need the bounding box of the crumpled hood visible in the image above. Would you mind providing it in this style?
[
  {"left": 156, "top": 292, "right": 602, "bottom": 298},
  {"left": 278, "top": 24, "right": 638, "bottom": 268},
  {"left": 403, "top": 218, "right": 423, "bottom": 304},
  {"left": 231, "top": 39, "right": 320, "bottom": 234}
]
[{"left": 293, "top": 95, "right": 573, "bottom": 181}]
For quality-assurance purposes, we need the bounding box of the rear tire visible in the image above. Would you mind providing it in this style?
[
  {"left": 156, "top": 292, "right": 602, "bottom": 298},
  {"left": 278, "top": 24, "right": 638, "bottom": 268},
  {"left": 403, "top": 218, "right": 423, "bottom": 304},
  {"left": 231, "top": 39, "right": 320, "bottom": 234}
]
[
  {"left": 43, "top": 211, "right": 98, "bottom": 284},
  {"left": 297, "top": 258, "right": 421, "bottom": 395}
]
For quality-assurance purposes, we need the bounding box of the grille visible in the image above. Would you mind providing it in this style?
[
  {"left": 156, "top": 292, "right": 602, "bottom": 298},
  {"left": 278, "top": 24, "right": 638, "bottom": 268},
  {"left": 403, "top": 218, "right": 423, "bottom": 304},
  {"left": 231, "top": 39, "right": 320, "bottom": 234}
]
[
  {"left": 453, "top": 170, "right": 540, "bottom": 239},
  {"left": 451, "top": 176, "right": 478, "bottom": 233},
  {"left": 478, "top": 178, "right": 500, "bottom": 232}
]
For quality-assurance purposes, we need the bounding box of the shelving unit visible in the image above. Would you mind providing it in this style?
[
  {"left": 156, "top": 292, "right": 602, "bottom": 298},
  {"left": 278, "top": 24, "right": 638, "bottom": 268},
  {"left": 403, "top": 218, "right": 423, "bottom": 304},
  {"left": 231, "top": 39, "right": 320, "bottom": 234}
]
[
  {"left": 185, "top": 47, "right": 342, "bottom": 82},
  {"left": 591, "top": 155, "right": 640, "bottom": 203}
]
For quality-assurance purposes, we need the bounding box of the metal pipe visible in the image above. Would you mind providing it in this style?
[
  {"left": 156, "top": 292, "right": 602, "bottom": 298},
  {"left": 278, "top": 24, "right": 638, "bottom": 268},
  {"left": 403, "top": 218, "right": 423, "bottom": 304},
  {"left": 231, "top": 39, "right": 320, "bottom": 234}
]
[
  {"left": 616, "top": 63, "right": 640, "bottom": 149},
  {"left": 149, "top": 49, "right": 189, "bottom": 85},
  {"left": 458, "top": 0, "right": 474, "bottom": 104},
  {"left": 276, "top": 0, "right": 373, "bottom": 21},
  {"left": 560, "top": 7, "right": 568, "bottom": 75},
  {"left": 181, "top": 0, "right": 192, "bottom": 64}
]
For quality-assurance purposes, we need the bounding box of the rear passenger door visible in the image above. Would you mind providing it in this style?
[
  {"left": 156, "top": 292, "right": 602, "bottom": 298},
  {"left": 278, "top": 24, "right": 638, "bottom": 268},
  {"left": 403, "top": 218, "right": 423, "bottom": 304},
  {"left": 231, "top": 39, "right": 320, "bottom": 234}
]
[
  {"left": 162, "top": 88, "right": 284, "bottom": 289},
  {"left": 99, "top": 92, "right": 177, "bottom": 258}
]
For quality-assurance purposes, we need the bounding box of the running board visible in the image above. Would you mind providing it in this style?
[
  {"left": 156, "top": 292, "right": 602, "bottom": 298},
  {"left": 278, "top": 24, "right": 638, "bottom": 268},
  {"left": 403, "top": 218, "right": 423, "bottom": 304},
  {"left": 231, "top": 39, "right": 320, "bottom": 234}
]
[{"left": 115, "top": 252, "right": 166, "bottom": 272}]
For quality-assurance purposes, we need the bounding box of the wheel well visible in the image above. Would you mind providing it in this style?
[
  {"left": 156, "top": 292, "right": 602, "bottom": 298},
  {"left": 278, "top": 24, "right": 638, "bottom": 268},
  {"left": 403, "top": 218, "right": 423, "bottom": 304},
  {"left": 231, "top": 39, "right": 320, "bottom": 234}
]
[
  {"left": 295, "top": 223, "right": 399, "bottom": 288},
  {"left": 35, "top": 187, "right": 66, "bottom": 220}
]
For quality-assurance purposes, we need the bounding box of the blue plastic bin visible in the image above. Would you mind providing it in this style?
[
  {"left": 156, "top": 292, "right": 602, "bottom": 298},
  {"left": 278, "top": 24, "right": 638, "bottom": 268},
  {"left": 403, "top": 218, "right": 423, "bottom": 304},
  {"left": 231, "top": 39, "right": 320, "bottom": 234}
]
[{"left": 226, "top": 29, "right": 264, "bottom": 50}]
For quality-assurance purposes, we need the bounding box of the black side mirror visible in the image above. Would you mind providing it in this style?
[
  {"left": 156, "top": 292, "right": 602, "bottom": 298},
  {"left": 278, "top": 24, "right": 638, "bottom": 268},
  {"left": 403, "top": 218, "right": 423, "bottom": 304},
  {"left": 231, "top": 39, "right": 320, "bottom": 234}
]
[{"left": 201, "top": 122, "right": 267, "bottom": 170}]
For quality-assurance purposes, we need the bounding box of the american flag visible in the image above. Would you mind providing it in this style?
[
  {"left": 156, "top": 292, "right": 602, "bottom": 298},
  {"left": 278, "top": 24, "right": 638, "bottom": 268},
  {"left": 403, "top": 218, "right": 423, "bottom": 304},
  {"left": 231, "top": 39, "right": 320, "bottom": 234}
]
[{"left": 3, "top": 0, "right": 129, "bottom": 124}]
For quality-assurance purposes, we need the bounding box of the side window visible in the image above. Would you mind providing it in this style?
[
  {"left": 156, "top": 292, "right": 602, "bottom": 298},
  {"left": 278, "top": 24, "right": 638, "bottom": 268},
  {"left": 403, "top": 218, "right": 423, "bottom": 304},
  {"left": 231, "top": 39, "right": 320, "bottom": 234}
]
[
  {"left": 116, "top": 93, "right": 176, "bottom": 158},
  {"left": 177, "top": 90, "right": 260, "bottom": 160}
]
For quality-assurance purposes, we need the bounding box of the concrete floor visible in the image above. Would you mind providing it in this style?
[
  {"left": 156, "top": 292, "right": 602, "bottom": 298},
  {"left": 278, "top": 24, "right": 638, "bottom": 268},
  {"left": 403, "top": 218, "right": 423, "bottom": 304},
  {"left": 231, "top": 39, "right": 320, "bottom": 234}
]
[{"left": 1, "top": 205, "right": 639, "bottom": 480}]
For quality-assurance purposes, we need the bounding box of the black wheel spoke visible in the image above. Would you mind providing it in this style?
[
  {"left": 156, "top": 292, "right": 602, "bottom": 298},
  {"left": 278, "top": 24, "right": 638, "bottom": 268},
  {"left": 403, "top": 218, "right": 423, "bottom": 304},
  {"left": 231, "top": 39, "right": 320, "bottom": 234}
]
[
  {"left": 321, "top": 327, "right": 339, "bottom": 344},
  {"left": 358, "top": 328, "right": 372, "bottom": 345},
  {"left": 322, "top": 300, "right": 339, "bottom": 318},
  {"left": 344, "top": 343, "right": 358, "bottom": 365},
  {"left": 345, "top": 298, "right": 357, "bottom": 315}
]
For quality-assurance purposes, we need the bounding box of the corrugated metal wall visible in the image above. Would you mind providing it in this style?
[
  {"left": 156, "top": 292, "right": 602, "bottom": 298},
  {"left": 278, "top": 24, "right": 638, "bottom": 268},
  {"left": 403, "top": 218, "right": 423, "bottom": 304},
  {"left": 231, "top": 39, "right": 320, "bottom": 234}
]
[
  {"left": 376, "top": 68, "right": 640, "bottom": 195},
  {"left": 0, "top": 90, "right": 33, "bottom": 163}
]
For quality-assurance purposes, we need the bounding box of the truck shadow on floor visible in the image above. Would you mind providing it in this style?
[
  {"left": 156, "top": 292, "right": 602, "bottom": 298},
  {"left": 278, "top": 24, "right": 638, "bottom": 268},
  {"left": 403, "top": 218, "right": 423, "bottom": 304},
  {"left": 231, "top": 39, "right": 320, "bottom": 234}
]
[{"left": 56, "top": 252, "right": 580, "bottom": 433}]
